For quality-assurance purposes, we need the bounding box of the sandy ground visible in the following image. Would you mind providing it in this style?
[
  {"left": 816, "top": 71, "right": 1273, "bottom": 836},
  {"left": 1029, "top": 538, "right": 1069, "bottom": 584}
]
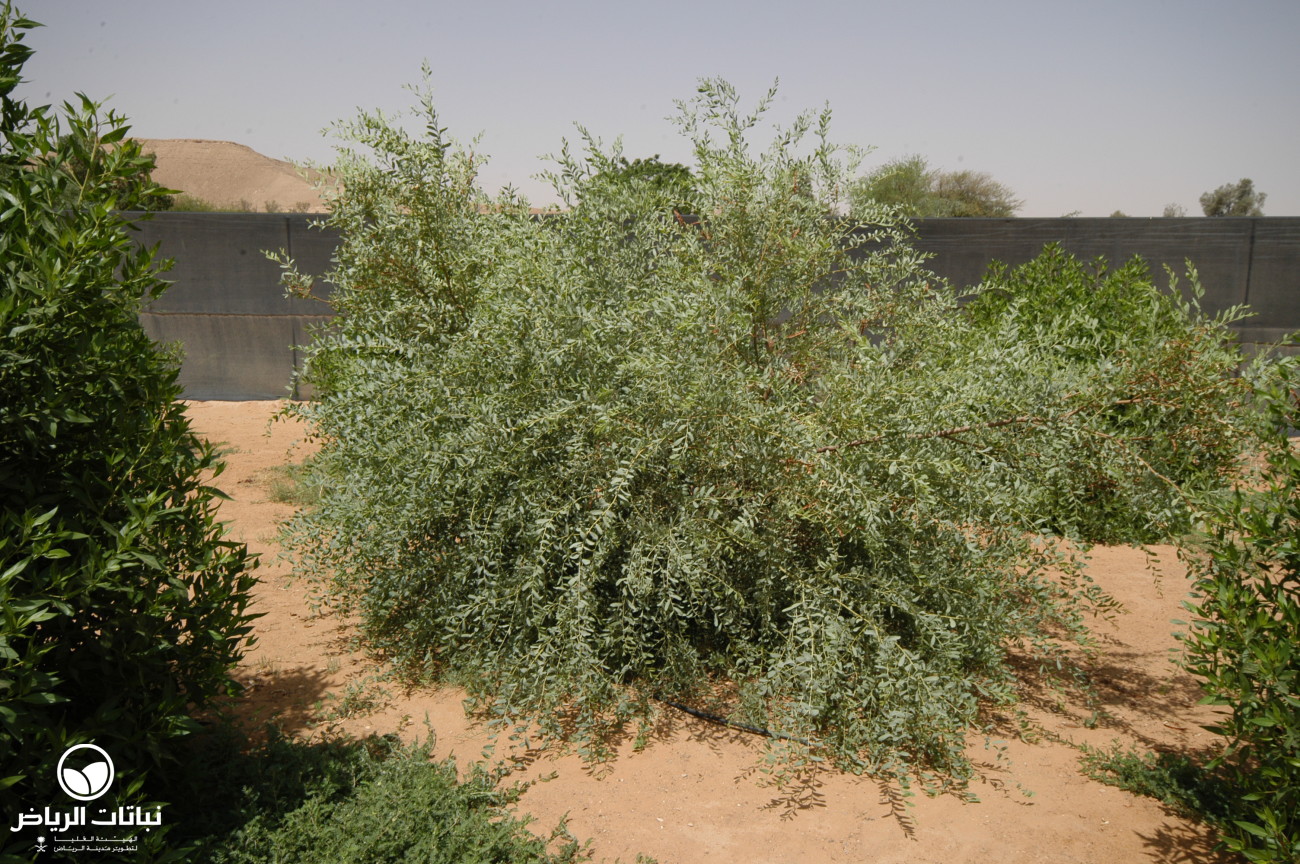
[{"left": 187, "top": 399, "right": 1240, "bottom": 864}]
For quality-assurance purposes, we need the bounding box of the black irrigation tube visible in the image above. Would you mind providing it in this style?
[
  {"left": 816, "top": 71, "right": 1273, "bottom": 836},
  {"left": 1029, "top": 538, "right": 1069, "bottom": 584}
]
[{"left": 651, "top": 695, "right": 815, "bottom": 747}]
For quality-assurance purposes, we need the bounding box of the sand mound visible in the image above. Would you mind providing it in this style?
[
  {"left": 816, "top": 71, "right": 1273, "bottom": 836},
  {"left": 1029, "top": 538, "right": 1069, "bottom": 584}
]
[{"left": 136, "top": 138, "right": 330, "bottom": 213}]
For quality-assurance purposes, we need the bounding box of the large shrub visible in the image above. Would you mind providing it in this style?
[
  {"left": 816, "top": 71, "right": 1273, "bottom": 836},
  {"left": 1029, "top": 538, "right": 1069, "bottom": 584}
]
[
  {"left": 280, "top": 78, "right": 1257, "bottom": 783},
  {"left": 1180, "top": 360, "right": 1300, "bottom": 863},
  {"left": 0, "top": 2, "right": 255, "bottom": 843}
]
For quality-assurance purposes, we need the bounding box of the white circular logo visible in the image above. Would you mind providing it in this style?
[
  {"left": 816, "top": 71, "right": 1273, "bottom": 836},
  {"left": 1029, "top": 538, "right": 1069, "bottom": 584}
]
[{"left": 56, "top": 744, "right": 115, "bottom": 801}]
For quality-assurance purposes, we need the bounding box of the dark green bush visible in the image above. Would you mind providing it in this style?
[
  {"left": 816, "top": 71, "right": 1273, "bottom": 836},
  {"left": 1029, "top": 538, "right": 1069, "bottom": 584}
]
[
  {"left": 158, "top": 728, "right": 586, "bottom": 864},
  {"left": 1180, "top": 360, "right": 1300, "bottom": 863},
  {"left": 965, "top": 245, "right": 1258, "bottom": 543},
  {"left": 0, "top": 3, "right": 255, "bottom": 849}
]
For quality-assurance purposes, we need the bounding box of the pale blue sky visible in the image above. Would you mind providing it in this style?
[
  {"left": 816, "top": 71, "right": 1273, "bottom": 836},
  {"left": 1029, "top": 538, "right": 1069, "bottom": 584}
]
[{"left": 17, "top": 0, "right": 1300, "bottom": 216}]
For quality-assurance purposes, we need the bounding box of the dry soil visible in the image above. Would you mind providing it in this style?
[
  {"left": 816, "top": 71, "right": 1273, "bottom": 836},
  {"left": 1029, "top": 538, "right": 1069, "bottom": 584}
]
[{"left": 188, "top": 399, "right": 1240, "bottom": 864}]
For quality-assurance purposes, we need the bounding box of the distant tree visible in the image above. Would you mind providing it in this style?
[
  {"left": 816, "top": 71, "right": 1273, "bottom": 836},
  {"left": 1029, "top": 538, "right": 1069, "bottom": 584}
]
[
  {"left": 850, "top": 155, "right": 1021, "bottom": 218},
  {"left": 1162, "top": 203, "right": 1187, "bottom": 218},
  {"left": 929, "top": 168, "right": 1022, "bottom": 217},
  {"left": 850, "top": 154, "right": 933, "bottom": 215},
  {"left": 590, "top": 154, "right": 697, "bottom": 216},
  {"left": 1200, "top": 178, "right": 1266, "bottom": 217},
  {"left": 1109, "top": 210, "right": 1128, "bottom": 218}
]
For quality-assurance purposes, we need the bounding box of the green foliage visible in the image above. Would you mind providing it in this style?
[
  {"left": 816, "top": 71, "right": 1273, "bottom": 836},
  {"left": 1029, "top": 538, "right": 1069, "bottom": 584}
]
[
  {"left": 0, "top": 0, "right": 255, "bottom": 840},
  {"left": 162, "top": 728, "right": 588, "bottom": 863},
  {"left": 1179, "top": 361, "right": 1300, "bottom": 863},
  {"left": 316, "top": 677, "right": 392, "bottom": 721},
  {"left": 965, "top": 245, "right": 1256, "bottom": 543},
  {"left": 170, "top": 193, "right": 256, "bottom": 212},
  {"left": 264, "top": 461, "right": 322, "bottom": 507},
  {"left": 1200, "top": 177, "right": 1266, "bottom": 217},
  {"left": 588, "top": 154, "right": 697, "bottom": 216},
  {"left": 929, "top": 168, "right": 1022, "bottom": 217},
  {"left": 1078, "top": 742, "right": 1233, "bottom": 822},
  {"left": 849, "top": 154, "right": 1022, "bottom": 218},
  {"left": 277, "top": 77, "right": 1258, "bottom": 787},
  {"left": 850, "top": 154, "right": 932, "bottom": 216},
  {"left": 57, "top": 129, "right": 175, "bottom": 211}
]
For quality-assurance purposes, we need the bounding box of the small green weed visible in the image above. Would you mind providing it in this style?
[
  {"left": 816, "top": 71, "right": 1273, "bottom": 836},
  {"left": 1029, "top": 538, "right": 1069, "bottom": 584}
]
[
  {"left": 251, "top": 656, "right": 281, "bottom": 676},
  {"left": 317, "top": 678, "right": 391, "bottom": 721},
  {"left": 264, "top": 462, "right": 321, "bottom": 507},
  {"left": 1078, "top": 741, "right": 1232, "bottom": 822}
]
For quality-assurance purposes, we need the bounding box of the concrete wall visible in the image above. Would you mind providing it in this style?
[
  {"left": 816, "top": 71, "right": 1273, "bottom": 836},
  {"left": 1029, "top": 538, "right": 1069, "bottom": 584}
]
[{"left": 134, "top": 214, "right": 1300, "bottom": 400}]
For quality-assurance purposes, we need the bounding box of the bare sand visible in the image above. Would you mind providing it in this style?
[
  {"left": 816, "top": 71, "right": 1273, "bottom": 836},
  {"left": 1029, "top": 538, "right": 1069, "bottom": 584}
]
[
  {"left": 137, "top": 139, "right": 329, "bottom": 212},
  {"left": 188, "top": 399, "right": 1237, "bottom": 864}
]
